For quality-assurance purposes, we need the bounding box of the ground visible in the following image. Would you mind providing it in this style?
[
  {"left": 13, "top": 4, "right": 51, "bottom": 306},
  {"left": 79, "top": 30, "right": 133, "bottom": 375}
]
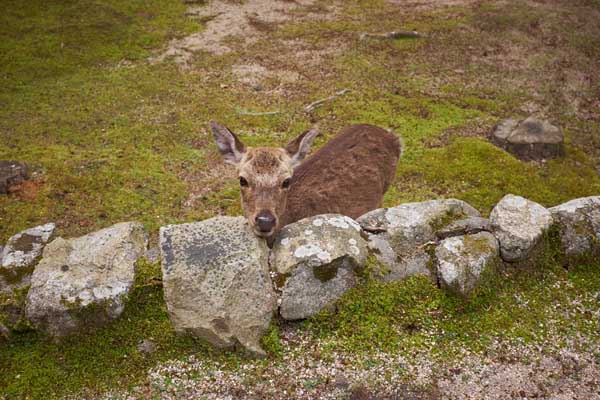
[{"left": 1, "top": 0, "right": 599, "bottom": 398}]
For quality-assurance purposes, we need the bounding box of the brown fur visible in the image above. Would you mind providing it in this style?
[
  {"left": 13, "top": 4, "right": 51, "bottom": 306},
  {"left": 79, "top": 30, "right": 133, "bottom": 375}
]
[
  {"left": 282, "top": 124, "right": 401, "bottom": 226},
  {"left": 210, "top": 121, "right": 401, "bottom": 238}
]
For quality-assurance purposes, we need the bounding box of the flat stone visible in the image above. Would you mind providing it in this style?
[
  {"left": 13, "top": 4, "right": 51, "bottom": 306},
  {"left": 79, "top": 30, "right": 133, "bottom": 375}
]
[
  {"left": 436, "top": 232, "right": 500, "bottom": 296},
  {"left": 549, "top": 196, "right": 600, "bottom": 260},
  {"left": 490, "top": 194, "right": 553, "bottom": 262},
  {"left": 270, "top": 214, "right": 367, "bottom": 320},
  {"left": 436, "top": 217, "right": 491, "bottom": 240},
  {"left": 137, "top": 339, "right": 156, "bottom": 354},
  {"left": 357, "top": 199, "right": 480, "bottom": 282},
  {"left": 25, "top": 222, "right": 147, "bottom": 337},
  {"left": 0, "top": 161, "right": 29, "bottom": 194},
  {"left": 491, "top": 117, "right": 564, "bottom": 161},
  {"left": 1, "top": 223, "right": 56, "bottom": 293},
  {"left": 160, "top": 217, "right": 275, "bottom": 356}
]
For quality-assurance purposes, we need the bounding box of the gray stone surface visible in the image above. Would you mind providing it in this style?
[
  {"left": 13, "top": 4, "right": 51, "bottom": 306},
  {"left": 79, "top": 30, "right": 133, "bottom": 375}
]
[
  {"left": 490, "top": 194, "right": 553, "bottom": 262},
  {"left": 159, "top": 217, "right": 275, "bottom": 356},
  {"left": 1, "top": 223, "right": 56, "bottom": 292},
  {"left": 137, "top": 339, "right": 156, "bottom": 354},
  {"left": 491, "top": 117, "right": 564, "bottom": 161},
  {"left": 436, "top": 217, "right": 491, "bottom": 240},
  {"left": 25, "top": 222, "right": 147, "bottom": 337},
  {"left": 144, "top": 246, "right": 160, "bottom": 264},
  {"left": 436, "top": 232, "right": 500, "bottom": 296},
  {"left": 270, "top": 214, "right": 367, "bottom": 320},
  {"left": 549, "top": 196, "right": 600, "bottom": 260},
  {"left": 0, "top": 160, "right": 29, "bottom": 194},
  {"left": 357, "top": 199, "right": 480, "bottom": 282}
]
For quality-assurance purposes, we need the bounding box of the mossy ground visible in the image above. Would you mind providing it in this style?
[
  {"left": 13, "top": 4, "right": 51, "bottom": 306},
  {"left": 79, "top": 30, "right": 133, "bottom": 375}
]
[{"left": 1, "top": 0, "right": 600, "bottom": 398}]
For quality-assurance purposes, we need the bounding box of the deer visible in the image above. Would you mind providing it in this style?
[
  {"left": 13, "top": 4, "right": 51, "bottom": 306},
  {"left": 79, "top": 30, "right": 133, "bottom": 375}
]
[{"left": 210, "top": 121, "right": 402, "bottom": 241}]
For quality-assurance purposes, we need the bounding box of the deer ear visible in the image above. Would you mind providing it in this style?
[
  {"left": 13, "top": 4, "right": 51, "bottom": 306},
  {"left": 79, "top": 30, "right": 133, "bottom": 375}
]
[
  {"left": 210, "top": 121, "right": 246, "bottom": 166},
  {"left": 285, "top": 128, "right": 318, "bottom": 168}
]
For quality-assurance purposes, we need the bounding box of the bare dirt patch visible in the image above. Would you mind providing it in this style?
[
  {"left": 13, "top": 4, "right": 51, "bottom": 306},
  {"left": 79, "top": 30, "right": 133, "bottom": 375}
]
[
  {"left": 153, "top": 0, "right": 337, "bottom": 66},
  {"left": 387, "top": 0, "right": 477, "bottom": 11}
]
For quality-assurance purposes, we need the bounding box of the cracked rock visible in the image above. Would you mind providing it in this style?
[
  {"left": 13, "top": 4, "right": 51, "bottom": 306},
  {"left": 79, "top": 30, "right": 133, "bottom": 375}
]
[
  {"left": 357, "top": 199, "right": 480, "bottom": 282},
  {"left": 491, "top": 117, "right": 564, "bottom": 161},
  {"left": 549, "top": 196, "right": 600, "bottom": 261},
  {"left": 270, "top": 214, "right": 367, "bottom": 321},
  {"left": 436, "top": 232, "right": 500, "bottom": 296},
  {"left": 25, "top": 222, "right": 147, "bottom": 337},
  {"left": 160, "top": 216, "right": 276, "bottom": 356},
  {"left": 490, "top": 194, "right": 553, "bottom": 262},
  {"left": 1, "top": 223, "right": 56, "bottom": 293}
]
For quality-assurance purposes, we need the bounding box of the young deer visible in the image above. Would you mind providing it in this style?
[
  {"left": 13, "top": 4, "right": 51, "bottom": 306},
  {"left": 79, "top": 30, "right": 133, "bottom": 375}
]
[{"left": 210, "top": 122, "right": 401, "bottom": 240}]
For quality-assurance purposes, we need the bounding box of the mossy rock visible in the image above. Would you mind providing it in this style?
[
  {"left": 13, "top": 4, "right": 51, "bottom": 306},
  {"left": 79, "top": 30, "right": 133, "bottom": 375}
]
[{"left": 435, "top": 232, "right": 501, "bottom": 297}]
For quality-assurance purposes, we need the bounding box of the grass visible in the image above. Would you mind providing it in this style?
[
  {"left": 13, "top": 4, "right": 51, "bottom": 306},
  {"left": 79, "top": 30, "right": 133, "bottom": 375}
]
[
  {"left": 1, "top": 0, "right": 600, "bottom": 398},
  {"left": 0, "top": 259, "right": 207, "bottom": 398},
  {"left": 307, "top": 246, "right": 600, "bottom": 358}
]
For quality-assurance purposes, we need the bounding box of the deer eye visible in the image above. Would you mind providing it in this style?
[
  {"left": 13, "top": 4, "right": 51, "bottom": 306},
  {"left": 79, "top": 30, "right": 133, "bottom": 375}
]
[
  {"left": 239, "top": 177, "right": 249, "bottom": 187},
  {"left": 281, "top": 178, "right": 291, "bottom": 189}
]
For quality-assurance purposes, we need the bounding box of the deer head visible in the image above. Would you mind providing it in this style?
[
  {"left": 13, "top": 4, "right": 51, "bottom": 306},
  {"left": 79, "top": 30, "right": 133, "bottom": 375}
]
[{"left": 210, "top": 121, "right": 318, "bottom": 239}]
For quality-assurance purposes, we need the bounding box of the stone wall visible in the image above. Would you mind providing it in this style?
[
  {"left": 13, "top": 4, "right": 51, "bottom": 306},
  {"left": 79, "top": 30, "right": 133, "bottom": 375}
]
[{"left": 1, "top": 195, "right": 599, "bottom": 354}]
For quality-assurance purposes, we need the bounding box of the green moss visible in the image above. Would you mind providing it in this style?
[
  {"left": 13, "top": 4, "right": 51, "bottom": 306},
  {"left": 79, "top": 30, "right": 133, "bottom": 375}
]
[
  {"left": 274, "top": 272, "right": 291, "bottom": 289},
  {"left": 357, "top": 254, "right": 390, "bottom": 281},
  {"left": 430, "top": 208, "right": 467, "bottom": 233},
  {"left": 312, "top": 263, "right": 339, "bottom": 283},
  {"left": 2, "top": 0, "right": 600, "bottom": 397},
  {"left": 462, "top": 234, "right": 493, "bottom": 256},
  {"left": 0, "top": 285, "right": 32, "bottom": 332},
  {"left": 260, "top": 323, "right": 283, "bottom": 357},
  {"left": 307, "top": 257, "right": 600, "bottom": 357},
  {"left": 0, "top": 264, "right": 35, "bottom": 286},
  {"left": 0, "top": 258, "right": 222, "bottom": 399}
]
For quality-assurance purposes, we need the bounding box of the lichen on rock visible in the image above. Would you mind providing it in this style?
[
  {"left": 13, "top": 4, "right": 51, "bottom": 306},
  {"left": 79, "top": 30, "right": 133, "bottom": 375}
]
[
  {"left": 270, "top": 214, "right": 367, "bottom": 320},
  {"left": 435, "top": 232, "right": 500, "bottom": 296},
  {"left": 549, "top": 196, "right": 600, "bottom": 262},
  {"left": 159, "top": 216, "right": 276, "bottom": 357},
  {"left": 490, "top": 194, "right": 553, "bottom": 262},
  {"left": 357, "top": 199, "right": 480, "bottom": 283},
  {"left": 1, "top": 223, "right": 56, "bottom": 293},
  {"left": 25, "top": 222, "right": 147, "bottom": 337}
]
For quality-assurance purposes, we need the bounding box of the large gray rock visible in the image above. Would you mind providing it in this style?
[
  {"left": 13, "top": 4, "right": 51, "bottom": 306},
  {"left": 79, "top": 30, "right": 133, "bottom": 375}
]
[
  {"left": 1, "top": 223, "right": 56, "bottom": 292},
  {"left": 490, "top": 194, "right": 553, "bottom": 262},
  {"left": 160, "top": 217, "right": 275, "bottom": 356},
  {"left": 270, "top": 214, "right": 367, "bottom": 321},
  {"left": 25, "top": 222, "right": 147, "bottom": 337},
  {"left": 0, "top": 161, "right": 29, "bottom": 194},
  {"left": 436, "top": 232, "right": 500, "bottom": 296},
  {"left": 357, "top": 199, "right": 480, "bottom": 282},
  {"left": 491, "top": 117, "right": 564, "bottom": 161},
  {"left": 549, "top": 196, "right": 600, "bottom": 260}
]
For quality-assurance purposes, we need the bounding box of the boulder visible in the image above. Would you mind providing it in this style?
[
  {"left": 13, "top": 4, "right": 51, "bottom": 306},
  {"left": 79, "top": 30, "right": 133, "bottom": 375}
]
[
  {"left": 435, "top": 232, "right": 500, "bottom": 296},
  {"left": 159, "top": 217, "right": 275, "bottom": 356},
  {"left": 436, "top": 216, "right": 491, "bottom": 240},
  {"left": 1, "top": 223, "right": 56, "bottom": 292},
  {"left": 549, "top": 196, "right": 600, "bottom": 260},
  {"left": 0, "top": 161, "right": 29, "bottom": 194},
  {"left": 357, "top": 199, "right": 480, "bottom": 282},
  {"left": 490, "top": 194, "right": 553, "bottom": 262},
  {"left": 269, "top": 214, "right": 368, "bottom": 320},
  {"left": 25, "top": 222, "right": 147, "bottom": 337},
  {"left": 491, "top": 117, "right": 564, "bottom": 161}
]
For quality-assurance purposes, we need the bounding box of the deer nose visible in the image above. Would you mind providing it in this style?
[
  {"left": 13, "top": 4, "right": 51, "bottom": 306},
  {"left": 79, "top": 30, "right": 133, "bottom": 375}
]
[{"left": 255, "top": 211, "right": 276, "bottom": 232}]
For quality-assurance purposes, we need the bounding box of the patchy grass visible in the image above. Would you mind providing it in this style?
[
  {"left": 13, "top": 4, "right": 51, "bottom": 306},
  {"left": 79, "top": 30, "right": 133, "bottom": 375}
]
[
  {"left": 307, "top": 252, "right": 600, "bottom": 358},
  {"left": 0, "top": 259, "right": 216, "bottom": 399},
  {"left": 2, "top": 0, "right": 600, "bottom": 398}
]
